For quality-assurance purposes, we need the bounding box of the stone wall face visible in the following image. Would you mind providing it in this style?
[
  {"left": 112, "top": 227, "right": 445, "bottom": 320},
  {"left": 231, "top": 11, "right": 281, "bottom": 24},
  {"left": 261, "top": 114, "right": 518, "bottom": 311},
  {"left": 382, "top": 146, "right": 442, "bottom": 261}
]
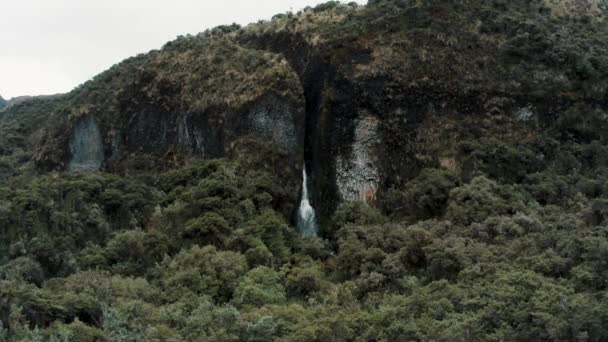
[
  {"left": 246, "top": 96, "right": 299, "bottom": 150},
  {"left": 65, "top": 94, "right": 305, "bottom": 171},
  {"left": 336, "top": 116, "right": 379, "bottom": 203},
  {"left": 68, "top": 116, "right": 104, "bottom": 172}
]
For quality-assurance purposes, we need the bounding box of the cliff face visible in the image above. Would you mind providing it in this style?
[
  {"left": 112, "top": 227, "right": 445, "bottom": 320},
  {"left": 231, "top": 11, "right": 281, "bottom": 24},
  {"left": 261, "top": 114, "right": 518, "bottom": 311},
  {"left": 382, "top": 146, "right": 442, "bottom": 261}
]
[
  {"left": 7, "top": 0, "right": 607, "bottom": 225},
  {"left": 234, "top": 0, "right": 608, "bottom": 224},
  {"left": 27, "top": 37, "right": 305, "bottom": 215},
  {"left": 4, "top": 2, "right": 608, "bottom": 339},
  {"left": 67, "top": 115, "right": 104, "bottom": 172}
]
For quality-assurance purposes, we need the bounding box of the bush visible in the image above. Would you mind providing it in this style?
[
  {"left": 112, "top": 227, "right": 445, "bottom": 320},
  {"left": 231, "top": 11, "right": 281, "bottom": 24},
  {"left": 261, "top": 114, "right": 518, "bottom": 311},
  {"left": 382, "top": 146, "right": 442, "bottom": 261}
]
[
  {"left": 336, "top": 223, "right": 433, "bottom": 284},
  {"left": 0, "top": 257, "right": 44, "bottom": 286},
  {"left": 182, "top": 212, "right": 232, "bottom": 247},
  {"left": 232, "top": 266, "right": 286, "bottom": 307},
  {"left": 48, "top": 319, "right": 107, "bottom": 342},
  {"left": 157, "top": 245, "right": 248, "bottom": 302},
  {"left": 229, "top": 209, "right": 295, "bottom": 266},
  {"left": 458, "top": 138, "right": 544, "bottom": 183},
  {"left": 286, "top": 263, "right": 324, "bottom": 298},
  {"left": 382, "top": 168, "right": 459, "bottom": 220},
  {"left": 328, "top": 201, "right": 385, "bottom": 245},
  {"left": 446, "top": 176, "right": 527, "bottom": 226}
]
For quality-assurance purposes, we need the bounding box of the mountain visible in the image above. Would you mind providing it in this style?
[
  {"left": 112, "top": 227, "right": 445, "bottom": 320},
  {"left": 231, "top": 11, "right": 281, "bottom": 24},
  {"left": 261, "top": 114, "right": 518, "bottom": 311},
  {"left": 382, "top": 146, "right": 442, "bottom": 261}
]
[
  {"left": 26, "top": 0, "right": 608, "bottom": 223},
  {"left": 0, "top": 95, "right": 6, "bottom": 110},
  {"left": 2, "top": 1, "right": 608, "bottom": 340}
]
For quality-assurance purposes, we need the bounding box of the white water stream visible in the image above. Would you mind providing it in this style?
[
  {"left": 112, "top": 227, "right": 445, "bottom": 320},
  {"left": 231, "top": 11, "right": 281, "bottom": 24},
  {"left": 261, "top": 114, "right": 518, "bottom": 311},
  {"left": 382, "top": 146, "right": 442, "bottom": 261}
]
[{"left": 297, "top": 167, "right": 318, "bottom": 237}]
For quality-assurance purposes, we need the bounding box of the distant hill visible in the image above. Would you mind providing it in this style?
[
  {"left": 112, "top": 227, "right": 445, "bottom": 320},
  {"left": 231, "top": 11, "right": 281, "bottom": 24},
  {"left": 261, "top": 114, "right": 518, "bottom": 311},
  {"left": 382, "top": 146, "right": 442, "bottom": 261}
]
[{"left": 1, "top": 94, "right": 62, "bottom": 111}]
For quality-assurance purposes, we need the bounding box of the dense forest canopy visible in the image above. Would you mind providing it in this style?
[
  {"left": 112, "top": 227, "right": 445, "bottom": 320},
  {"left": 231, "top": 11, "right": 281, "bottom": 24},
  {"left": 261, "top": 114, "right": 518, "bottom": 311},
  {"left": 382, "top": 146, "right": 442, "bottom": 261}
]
[{"left": 2, "top": 0, "right": 608, "bottom": 341}]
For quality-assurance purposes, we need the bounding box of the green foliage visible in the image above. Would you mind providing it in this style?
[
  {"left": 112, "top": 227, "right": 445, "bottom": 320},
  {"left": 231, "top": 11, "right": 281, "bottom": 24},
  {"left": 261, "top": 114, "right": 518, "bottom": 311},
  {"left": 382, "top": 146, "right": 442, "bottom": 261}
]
[
  {"left": 0, "top": 257, "right": 44, "bottom": 286},
  {"left": 459, "top": 137, "right": 545, "bottom": 183},
  {"left": 285, "top": 261, "right": 324, "bottom": 298},
  {"left": 0, "top": 173, "right": 158, "bottom": 277},
  {"left": 313, "top": 1, "right": 341, "bottom": 12},
  {"left": 2, "top": 0, "right": 608, "bottom": 340},
  {"left": 183, "top": 212, "right": 232, "bottom": 247},
  {"left": 336, "top": 223, "right": 433, "bottom": 285},
  {"left": 101, "top": 306, "right": 145, "bottom": 342},
  {"left": 157, "top": 245, "right": 248, "bottom": 302},
  {"left": 382, "top": 168, "right": 459, "bottom": 220},
  {"left": 232, "top": 209, "right": 296, "bottom": 266},
  {"left": 327, "top": 201, "right": 385, "bottom": 244},
  {"left": 154, "top": 159, "right": 296, "bottom": 265},
  {"left": 0, "top": 96, "right": 64, "bottom": 157},
  {"left": 446, "top": 176, "right": 527, "bottom": 226},
  {"left": 48, "top": 320, "right": 106, "bottom": 342},
  {"left": 80, "top": 229, "right": 170, "bottom": 276},
  {"left": 232, "top": 266, "right": 286, "bottom": 307}
]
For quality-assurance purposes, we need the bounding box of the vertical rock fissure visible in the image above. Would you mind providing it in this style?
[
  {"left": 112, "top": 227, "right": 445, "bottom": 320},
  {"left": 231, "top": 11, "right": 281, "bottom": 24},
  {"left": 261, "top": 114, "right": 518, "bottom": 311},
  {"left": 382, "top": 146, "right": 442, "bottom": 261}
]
[
  {"left": 240, "top": 34, "right": 341, "bottom": 230},
  {"left": 296, "top": 55, "right": 328, "bottom": 236}
]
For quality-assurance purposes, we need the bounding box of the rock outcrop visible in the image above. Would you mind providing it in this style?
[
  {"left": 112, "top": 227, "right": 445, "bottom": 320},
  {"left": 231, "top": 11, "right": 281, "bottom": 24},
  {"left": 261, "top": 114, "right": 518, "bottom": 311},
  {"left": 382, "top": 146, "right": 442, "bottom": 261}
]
[
  {"left": 13, "top": 0, "right": 608, "bottom": 226},
  {"left": 336, "top": 116, "right": 380, "bottom": 203},
  {"left": 34, "top": 39, "right": 305, "bottom": 173},
  {"left": 68, "top": 116, "right": 104, "bottom": 172}
]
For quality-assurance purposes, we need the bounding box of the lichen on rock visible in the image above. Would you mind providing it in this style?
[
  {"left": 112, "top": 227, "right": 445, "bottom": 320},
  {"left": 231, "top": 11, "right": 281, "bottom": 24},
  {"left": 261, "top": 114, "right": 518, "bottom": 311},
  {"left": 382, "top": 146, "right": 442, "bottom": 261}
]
[
  {"left": 176, "top": 114, "right": 206, "bottom": 156},
  {"left": 247, "top": 96, "right": 299, "bottom": 150},
  {"left": 68, "top": 116, "right": 104, "bottom": 172},
  {"left": 336, "top": 115, "right": 380, "bottom": 203}
]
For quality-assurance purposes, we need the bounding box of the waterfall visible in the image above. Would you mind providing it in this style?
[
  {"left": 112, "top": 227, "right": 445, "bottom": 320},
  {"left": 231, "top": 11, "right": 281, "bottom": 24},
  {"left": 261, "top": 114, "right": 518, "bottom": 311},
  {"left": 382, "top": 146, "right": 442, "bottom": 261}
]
[{"left": 297, "top": 166, "right": 319, "bottom": 237}]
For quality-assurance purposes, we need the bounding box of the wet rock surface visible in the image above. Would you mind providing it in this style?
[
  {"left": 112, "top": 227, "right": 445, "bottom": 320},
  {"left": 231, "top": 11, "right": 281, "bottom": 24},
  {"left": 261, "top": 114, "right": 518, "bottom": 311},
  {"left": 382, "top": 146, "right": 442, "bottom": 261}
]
[
  {"left": 68, "top": 116, "right": 104, "bottom": 172},
  {"left": 246, "top": 96, "right": 299, "bottom": 150},
  {"left": 336, "top": 116, "right": 380, "bottom": 203}
]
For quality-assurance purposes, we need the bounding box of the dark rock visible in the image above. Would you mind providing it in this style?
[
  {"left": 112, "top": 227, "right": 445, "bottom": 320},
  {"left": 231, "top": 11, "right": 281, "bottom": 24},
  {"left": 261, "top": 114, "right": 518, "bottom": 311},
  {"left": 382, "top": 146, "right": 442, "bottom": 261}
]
[{"left": 68, "top": 116, "right": 104, "bottom": 172}]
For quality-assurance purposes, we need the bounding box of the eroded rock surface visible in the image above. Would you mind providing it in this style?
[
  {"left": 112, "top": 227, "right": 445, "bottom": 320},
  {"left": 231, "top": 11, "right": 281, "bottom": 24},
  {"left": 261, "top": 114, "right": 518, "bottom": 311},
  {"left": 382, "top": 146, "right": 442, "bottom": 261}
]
[
  {"left": 68, "top": 116, "right": 104, "bottom": 172},
  {"left": 246, "top": 96, "right": 299, "bottom": 150},
  {"left": 336, "top": 116, "right": 380, "bottom": 203}
]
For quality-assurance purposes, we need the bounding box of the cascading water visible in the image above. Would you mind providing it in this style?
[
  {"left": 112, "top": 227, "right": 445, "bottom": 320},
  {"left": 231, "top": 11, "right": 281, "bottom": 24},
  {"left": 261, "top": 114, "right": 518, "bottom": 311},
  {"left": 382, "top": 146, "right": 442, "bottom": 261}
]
[{"left": 297, "top": 166, "right": 319, "bottom": 237}]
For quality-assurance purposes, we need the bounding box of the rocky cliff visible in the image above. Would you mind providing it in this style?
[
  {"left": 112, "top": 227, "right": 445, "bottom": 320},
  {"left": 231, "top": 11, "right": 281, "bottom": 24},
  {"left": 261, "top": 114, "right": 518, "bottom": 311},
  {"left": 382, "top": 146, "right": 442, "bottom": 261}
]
[
  {"left": 5, "top": 0, "right": 608, "bottom": 227},
  {"left": 3, "top": 2, "right": 608, "bottom": 339}
]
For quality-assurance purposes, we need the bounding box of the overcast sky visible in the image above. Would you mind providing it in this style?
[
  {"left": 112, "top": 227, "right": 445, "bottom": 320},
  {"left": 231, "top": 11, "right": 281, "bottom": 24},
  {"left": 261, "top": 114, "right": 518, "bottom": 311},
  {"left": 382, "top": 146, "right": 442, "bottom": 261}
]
[{"left": 0, "top": 0, "right": 367, "bottom": 99}]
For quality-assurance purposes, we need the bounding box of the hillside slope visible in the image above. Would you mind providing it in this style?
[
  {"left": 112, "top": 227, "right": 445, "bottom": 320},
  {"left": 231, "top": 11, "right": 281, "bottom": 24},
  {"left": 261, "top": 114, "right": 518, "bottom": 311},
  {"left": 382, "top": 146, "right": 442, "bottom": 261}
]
[
  {"left": 22, "top": 0, "right": 608, "bottom": 223},
  {"left": 2, "top": 0, "right": 608, "bottom": 340}
]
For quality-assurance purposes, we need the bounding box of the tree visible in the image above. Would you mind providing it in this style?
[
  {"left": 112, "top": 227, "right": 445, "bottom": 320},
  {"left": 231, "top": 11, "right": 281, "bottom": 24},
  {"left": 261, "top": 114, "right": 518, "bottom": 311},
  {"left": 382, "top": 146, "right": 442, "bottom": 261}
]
[
  {"left": 446, "top": 176, "right": 526, "bottom": 226},
  {"left": 382, "top": 168, "right": 458, "bottom": 220},
  {"left": 232, "top": 266, "right": 286, "bottom": 307},
  {"left": 157, "top": 245, "right": 248, "bottom": 302}
]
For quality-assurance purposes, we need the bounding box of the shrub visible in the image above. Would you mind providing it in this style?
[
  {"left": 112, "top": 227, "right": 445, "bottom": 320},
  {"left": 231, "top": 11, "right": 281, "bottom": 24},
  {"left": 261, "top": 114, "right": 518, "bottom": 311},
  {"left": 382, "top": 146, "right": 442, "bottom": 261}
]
[
  {"left": 446, "top": 176, "right": 527, "bottom": 226},
  {"left": 382, "top": 168, "right": 459, "bottom": 220},
  {"left": 0, "top": 257, "right": 44, "bottom": 286},
  {"left": 232, "top": 266, "right": 286, "bottom": 307},
  {"left": 286, "top": 263, "right": 324, "bottom": 298},
  {"left": 328, "top": 201, "right": 385, "bottom": 245},
  {"left": 157, "top": 245, "right": 248, "bottom": 302},
  {"left": 182, "top": 212, "right": 232, "bottom": 247}
]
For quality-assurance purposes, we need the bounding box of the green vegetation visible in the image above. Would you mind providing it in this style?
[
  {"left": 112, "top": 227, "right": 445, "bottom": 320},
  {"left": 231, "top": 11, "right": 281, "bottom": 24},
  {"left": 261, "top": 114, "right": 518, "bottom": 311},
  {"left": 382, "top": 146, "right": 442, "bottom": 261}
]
[
  {"left": 4, "top": 146, "right": 608, "bottom": 340},
  {"left": 3, "top": 131, "right": 608, "bottom": 340},
  {"left": 1, "top": 0, "right": 608, "bottom": 340}
]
